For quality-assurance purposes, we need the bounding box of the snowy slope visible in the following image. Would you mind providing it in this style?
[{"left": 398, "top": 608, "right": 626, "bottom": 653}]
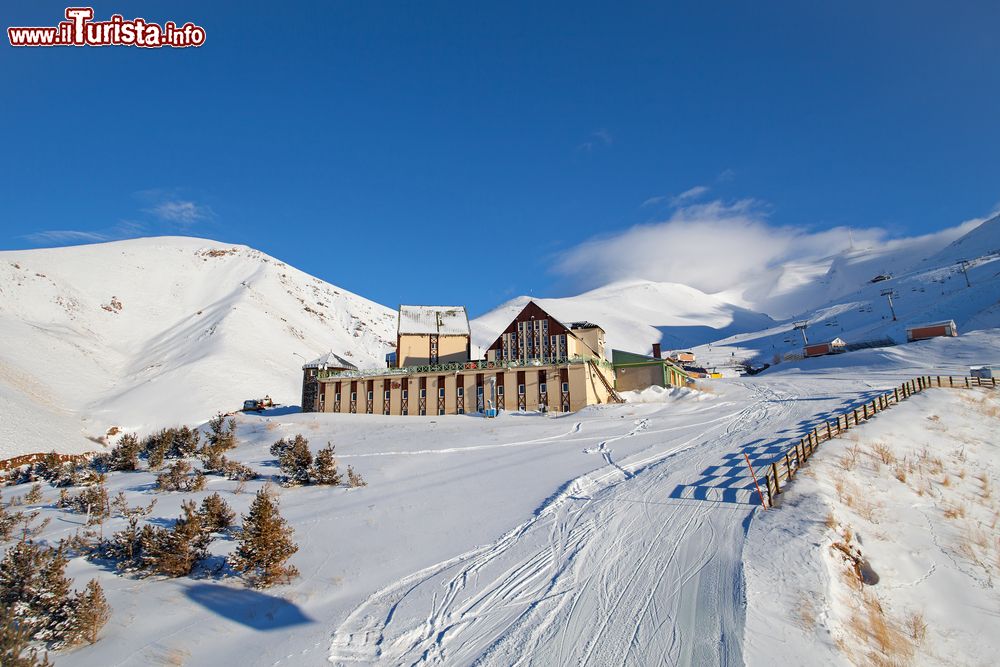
[
  {"left": 6, "top": 324, "right": 994, "bottom": 667},
  {"left": 694, "top": 216, "right": 1000, "bottom": 369},
  {"left": 0, "top": 237, "right": 395, "bottom": 456},
  {"left": 472, "top": 280, "right": 775, "bottom": 358},
  {"left": 740, "top": 217, "right": 992, "bottom": 320}
]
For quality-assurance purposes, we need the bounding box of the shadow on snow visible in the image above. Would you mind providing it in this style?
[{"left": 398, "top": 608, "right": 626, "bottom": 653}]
[{"left": 184, "top": 582, "right": 314, "bottom": 630}]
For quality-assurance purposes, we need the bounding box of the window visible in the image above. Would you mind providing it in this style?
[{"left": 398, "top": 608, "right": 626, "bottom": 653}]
[
  {"left": 367, "top": 391, "right": 373, "bottom": 401},
  {"left": 477, "top": 386, "right": 484, "bottom": 396},
  {"left": 438, "top": 408, "right": 445, "bottom": 416},
  {"left": 438, "top": 387, "right": 445, "bottom": 398},
  {"left": 420, "top": 388, "right": 426, "bottom": 398},
  {"left": 562, "top": 382, "right": 569, "bottom": 393},
  {"left": 457, "top": 408, "right": 464, "bottom": 415},
  {"left": 350, "top": 392, "right": 357, "bottom": 401},
  {"left": 518, "top": 384, "right": 525, "bottom": 395},
  {"left": 384, "top": 390, "right": 390, "bottom": 400},
  {"left": 540, "top": 383, "right": 547, "bottom": 394},
  {"left": 402, "top": 389, "right": 408, "bottom": 399},
  {"left": 497, "top": 386, "right": 504, "bottom": 395},
  {"left": 334, "top": 393, "right": 340, "bottom": 401},
  {"left": 457, "top": 386, "right": 464, "bottom": 397}
]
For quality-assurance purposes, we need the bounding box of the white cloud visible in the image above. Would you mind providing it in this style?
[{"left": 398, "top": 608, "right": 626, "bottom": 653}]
[
  {"left": 555, "top": 199, "right": 986, "bottom": 295},
  {"left": 670, "top": 185, "right": 710, "bottom": 207},
  {"left": 147, "top": 199, "right": 212, "bottom": 225}
]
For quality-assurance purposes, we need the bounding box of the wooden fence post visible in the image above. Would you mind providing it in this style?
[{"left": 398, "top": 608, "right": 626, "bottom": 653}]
[
  {"left": 894, "top": 387, "right": 899, "bottom": 402},
  {"left": 826, "top": 422, "right": 832, "bottom": 440},
  {"left": 965, "top": 377, "right": 970, "bottom": 388},
  {"left": 771, "top": 462, "right": 781, "bottom": 494}
]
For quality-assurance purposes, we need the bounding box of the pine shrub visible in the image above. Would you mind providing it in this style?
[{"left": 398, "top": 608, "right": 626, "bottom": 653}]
[
  {"left": 219, "top": 458, "right": 257, "bottom": 481},
  {"left": 0, "top": 538, "right": 105, "bottom": 650},
  {"left": 142, "top": 501, "right": 210, "bottom": 577},
  {"left": 347, "top": 466, "right": 367, "bottom": 488},
  {"left": 229, "top": 487, "right": 299, "bottom": 587},
  {"left": 56, "top": 485, "right": 110, "bottom": 523},
  {"left": 23, "top": 484, "right": 42, "bottom": 505},
  {"left": 72, "top": 580, "right": 110, "bottom": 645},
  {"left": 206, "top": 414, "right": 238, "bottom": 452},
  {"left": 155, "top": 461, "right": 207, "bottom": 493},
  {"left": 311, "top": 444, "right": 341, "bottom": 485},
  {"left": 0, "top": 606, "right": 51, "bottom": 666},
  {"left": 278, "top": 436, "right": 312, "bottom": 485},
  {"left": 99, "top": 499, "right": 156, "bottom": 572},
  {"left": 108, "top": 434, "right": 141, "bottom": 471},
  {"left": 198, "top": 493, "right": 235, "bottom": 534}
]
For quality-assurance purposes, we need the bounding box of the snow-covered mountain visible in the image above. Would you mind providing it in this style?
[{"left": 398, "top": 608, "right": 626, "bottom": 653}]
[
  {"left": 0, "top": 237, "right": 395, "bottom": 456},
  {"left": 696, "top": 214, "right": 1000, "bottom": 368},
  {"left": 473, "top": 280, "right": 776, "bottom": 357},
  {"left": 740, "top": 216, "right": 994, "bottom": 319}
]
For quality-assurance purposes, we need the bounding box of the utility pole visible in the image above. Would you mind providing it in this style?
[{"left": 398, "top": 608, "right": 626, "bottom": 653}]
[
  {"left": 880, "top": 288, "right": 897, "bottom": 321},
  {"left": 793, "top": 321, "right": 810, "bottom": 346},
  {"left": 958, "top": 259, "right": 971, "bottom": 288}
]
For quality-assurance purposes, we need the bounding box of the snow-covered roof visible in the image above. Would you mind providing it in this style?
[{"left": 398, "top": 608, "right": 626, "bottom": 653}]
[
  {"left": 302, "top": 351, "right": 357, "bottom": 370},
  {"left": 398, "top": 305, "right": 470, "bottom": 336},
  {"left": 907, "top": 320, "right": 956, "bottom": 329}
]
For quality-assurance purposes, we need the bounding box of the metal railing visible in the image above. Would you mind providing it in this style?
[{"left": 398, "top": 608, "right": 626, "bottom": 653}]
[{"left": 318, "top": 355, "right": 613, "bottom": 380}]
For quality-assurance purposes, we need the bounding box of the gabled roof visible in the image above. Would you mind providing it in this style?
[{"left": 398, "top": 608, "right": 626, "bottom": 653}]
[
  {"left": 485, "top": 301, "right": 604, "bottom": 356},
  {"left": 302, "top": 351, "right": 357, "bottom": 371},
  {"left": 398, "top": 305, "right": 470, "bottom": 336}
]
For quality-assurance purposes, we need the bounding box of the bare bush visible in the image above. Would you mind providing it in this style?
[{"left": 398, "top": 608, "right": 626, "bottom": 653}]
[{"left": 871, "top": 441, "right": 895, "bottom": 465}]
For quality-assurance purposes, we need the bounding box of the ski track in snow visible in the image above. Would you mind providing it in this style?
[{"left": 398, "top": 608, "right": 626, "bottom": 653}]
[{"left": 328, "top": 381, "right": 812, "bottom": 666}]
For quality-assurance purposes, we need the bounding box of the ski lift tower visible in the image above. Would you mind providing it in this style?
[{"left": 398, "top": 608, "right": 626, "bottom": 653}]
[
  {"left": 957, "top": 259, "right": 972, "bottom": 288},
  {"left": 880, "top": 288, "right": 898, "bottom": 321},
  {"left": 793, "top": 321, "right": 810, "bottom": 346}
]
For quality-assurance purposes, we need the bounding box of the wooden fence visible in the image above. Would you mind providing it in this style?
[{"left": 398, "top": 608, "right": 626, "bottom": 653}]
[{"left": 753, "top": 375, "right": 997, "bottom": 509}]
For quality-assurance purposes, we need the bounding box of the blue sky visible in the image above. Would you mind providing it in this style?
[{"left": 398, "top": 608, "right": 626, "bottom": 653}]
[{"left": 3, "top": 1, "right": 998, "bottom": 314}]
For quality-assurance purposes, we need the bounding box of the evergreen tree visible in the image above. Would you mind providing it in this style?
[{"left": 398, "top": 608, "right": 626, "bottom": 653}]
[
  {"left": 198, "top": 493, "right": 235, "bottom": 534},
  {"left": 0, "top": 540, "right": 46, "bottom": 628},
  {"left": 143, "top": 501, "right": 210, "bottom": 577},
  {"left": 311, "top": 444, "right": 341, "bottom": 485},
  {"left": 278, "top": 435, "right": 312, "bottom": 485},
  {"left": 0, "top": 606, "right": 51, "bottom": 667},
  {"left": 206, "top": 414, "right": 237, "bottom": 452},
  {"left": 229, "top": 487, "right": 299, "bottom": 587},
  {"left": 108, "top": 434, "right": 141, "bottom": 471},
  {"left": 71, "top": 580, "right": 110, "bottom": 645},
  {"left": 31, "top": 547, "right": 75, "bottom": 645}
]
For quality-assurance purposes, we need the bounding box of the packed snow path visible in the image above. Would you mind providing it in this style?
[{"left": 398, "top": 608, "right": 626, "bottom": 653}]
[{"left": 328, "top": 378, "right": 879, "bottom": 666}]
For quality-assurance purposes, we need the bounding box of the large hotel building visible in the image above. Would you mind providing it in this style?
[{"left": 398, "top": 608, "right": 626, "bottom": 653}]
[{"left": 300, "top": 301, "right": 689, "bottom": 416}]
